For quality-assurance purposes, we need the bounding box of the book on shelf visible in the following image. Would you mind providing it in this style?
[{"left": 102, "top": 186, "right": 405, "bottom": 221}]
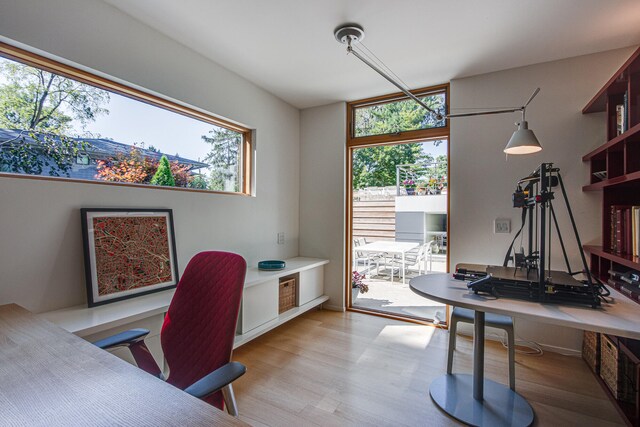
[
  {"left": 608, "top": 270, "right": 640, "bottom": 304},
  {"left": 617, "top": 104, "right": 625, "bottom": 136},
  {"left": 634, "top": 207, "right": 640, "bottom": 257},
  {"left": 624, "top": 91, "right": 628, "bottom": 133},
  {"left": 609, "top": 205, "right": 640, "bottom": 257}
]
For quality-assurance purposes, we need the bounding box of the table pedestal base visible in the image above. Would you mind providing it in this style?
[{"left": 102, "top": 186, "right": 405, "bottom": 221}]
[{"left": 429, "top": 374, "right": 534, "bottom": 427}]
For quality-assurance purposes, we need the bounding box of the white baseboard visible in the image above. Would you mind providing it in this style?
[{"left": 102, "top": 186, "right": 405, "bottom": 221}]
[
  {"left": 322, "top": 304, "right": 345, "bottom": 312},
  {"left": 455, "top": 329, "right": 581, "bottom": 357}
]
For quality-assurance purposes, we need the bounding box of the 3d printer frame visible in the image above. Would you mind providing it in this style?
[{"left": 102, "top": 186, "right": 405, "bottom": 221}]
[{"left": 462, "top": 163, "right": 605, "bottom": 308}]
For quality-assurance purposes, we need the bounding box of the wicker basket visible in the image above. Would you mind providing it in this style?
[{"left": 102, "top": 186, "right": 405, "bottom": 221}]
[
  {"left": 600, "top": 334, "right": 619, "bottom": 398},
  {"left": 619, "top": 347, "right": 639, "bottom": 405},
  {"left": 278, "top": 277, "right": 297, "bottom": 314},
  {"left": 582, "top": 330, "right": 600, "bottom": 374}
]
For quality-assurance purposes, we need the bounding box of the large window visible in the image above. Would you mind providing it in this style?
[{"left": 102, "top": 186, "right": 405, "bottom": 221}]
[
  {"left": 0, "top": 42, "right": 252, "bottom": 194},
  {"left": 347, "top": 84, "right": 450, "bottom": 324}
]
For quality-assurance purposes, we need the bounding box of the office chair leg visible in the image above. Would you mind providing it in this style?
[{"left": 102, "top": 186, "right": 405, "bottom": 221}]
[
  {"left": 507, "top": 327, "right": 516, "bottom": 391},
  {"left": 446, "top": 319, "right": 457, "bottom": 375},
  {"left": 222, "top": 383, "right": 239, "bottom": 417}
]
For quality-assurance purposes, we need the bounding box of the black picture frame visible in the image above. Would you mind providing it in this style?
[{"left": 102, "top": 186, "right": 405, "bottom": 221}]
[{"left": 81, "top": 208, "right": 179, "bottom": 307}]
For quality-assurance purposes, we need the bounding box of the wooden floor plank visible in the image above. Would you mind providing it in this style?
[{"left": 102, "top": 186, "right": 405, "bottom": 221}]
[{"left": 233, "top": 309, "right": 624, "bottom": 426}]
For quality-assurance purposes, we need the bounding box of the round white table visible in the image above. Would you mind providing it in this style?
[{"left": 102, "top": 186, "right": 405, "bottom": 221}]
[{"left": 410, "top": 273, "right": 640, "bottom": 427}]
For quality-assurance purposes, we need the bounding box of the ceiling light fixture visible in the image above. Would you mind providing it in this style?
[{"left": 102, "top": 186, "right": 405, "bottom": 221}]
[{"left": 335, "top": 23, "right": 542, "bottom": 155}]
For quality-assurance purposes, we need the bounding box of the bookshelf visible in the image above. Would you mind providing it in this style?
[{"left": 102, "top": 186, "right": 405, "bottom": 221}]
[
  {"left": 583, "top": 46, "right": 640, "bottom": 280},
  {"left": 582, "top": 45, "right": 640, "bottom": 427}
]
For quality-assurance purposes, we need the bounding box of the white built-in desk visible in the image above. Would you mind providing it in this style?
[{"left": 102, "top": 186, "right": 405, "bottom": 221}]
[{"left": 41, "top": 257, "right": 329, "bottom": 353}]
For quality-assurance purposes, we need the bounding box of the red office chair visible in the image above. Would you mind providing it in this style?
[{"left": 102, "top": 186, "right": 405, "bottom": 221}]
[{"left": 93, "top": 251, "right": 247, "bottom": 416}]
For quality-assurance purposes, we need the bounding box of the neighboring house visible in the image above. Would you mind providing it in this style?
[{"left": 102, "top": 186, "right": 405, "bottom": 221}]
[{"left": 0, "top": 128, "right": 208, "bottom": 180}]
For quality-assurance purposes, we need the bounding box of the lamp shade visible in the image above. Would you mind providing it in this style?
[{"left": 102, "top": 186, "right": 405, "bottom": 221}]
[{"left": 504, "top": 121, "right": 542, "bottom": 155}]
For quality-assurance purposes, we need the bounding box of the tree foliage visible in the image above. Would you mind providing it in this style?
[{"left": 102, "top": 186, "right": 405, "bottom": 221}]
[
  {"left": 354, "top": 94, "right": 445, "bottom": 137},
  {"left": 351, "top": 93, "right": 447, "bottom": 189},
  {"left": 0, "top": 58, "right": 110, "bottom": 175},
  {"left": 150, "top": 155, "right": 176, "bottom": 186},
  {"left": 202, "top": 127, "right": 241, "bottom": 191},
  {"left": 95, "top": 147, "right": 156, "bottom": 183},
  {"left": 352, "top": 143, "right": 426, "bottom": 189},
  {"left": 96, "top": 148, "right": 192, "bottom": 187}
]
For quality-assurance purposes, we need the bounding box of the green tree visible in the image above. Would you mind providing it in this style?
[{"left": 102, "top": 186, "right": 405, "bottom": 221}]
[
  {"left": 0, "top": 57, "right": 110, "bottom": 175},
  {"left": 150, "top": 155, "right": 175, "bottom": 186},
  {"left": 352, "top": 143, "right": 427, "bottom": 189},
  {"left": 188, "top": 174, "right": 209, "bottom": 189},
  {"left": 201, "top": 127, "right": 241, "bottom": 191},
  {"left": 354, "top": 94, "right": 445, "bottom": 137}
]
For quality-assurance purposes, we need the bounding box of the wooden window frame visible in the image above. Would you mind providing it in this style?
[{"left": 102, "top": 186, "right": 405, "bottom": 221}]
[
  {"left": 347, "top": 83, "right": 449, "bottom": 147},
  {"left": 0, "top": 41, "right": 253, "bottom": 196},
  {"left": 345, "top": 83, "right": 450, "bottom": 325}
]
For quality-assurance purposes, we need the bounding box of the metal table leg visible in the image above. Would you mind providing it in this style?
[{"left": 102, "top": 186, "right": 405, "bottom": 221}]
[
  {"left": 473, "top": 311, "right": 485, "bottom": 401},
  {"left": 428, "top": 310, "right": 534, "bottom": 426}
]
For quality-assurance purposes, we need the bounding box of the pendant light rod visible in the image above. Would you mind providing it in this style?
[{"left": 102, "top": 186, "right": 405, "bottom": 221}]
[
  {"left": 346, "top": 41, "right": 444, "bottom": 120},
  {"left": 336, "top": 24, "right": 540, "bottom": 122}
]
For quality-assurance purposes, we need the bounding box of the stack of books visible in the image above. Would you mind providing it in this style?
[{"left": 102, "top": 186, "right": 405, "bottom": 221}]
[
  {"left": 608, "top": 269, "right": 640, "bottom": 304},
  {"left": 610, "top": 205, "right": 640, "bottom": 257}
]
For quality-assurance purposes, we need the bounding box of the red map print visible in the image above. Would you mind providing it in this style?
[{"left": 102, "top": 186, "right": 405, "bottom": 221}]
[{"left": 93, "top": 216, "right": 172, "bottom": 296}]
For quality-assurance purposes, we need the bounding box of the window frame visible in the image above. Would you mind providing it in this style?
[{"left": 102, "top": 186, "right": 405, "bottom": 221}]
[
  {"left": 0, "top": 41, "right": 253, "bottom": 196},
  {"left": 347, "top": 83, "right": 449, "bottom": 148}
]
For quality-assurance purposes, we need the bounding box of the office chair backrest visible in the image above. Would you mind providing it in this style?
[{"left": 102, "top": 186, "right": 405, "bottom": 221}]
[{"left": 161, "top": 251, "right": 246, "bottom": 409}]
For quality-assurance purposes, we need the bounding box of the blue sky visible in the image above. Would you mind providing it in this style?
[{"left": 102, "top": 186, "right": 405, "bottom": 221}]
[{"left": 72, "top": 92, "right": 220, "bottom": 163}]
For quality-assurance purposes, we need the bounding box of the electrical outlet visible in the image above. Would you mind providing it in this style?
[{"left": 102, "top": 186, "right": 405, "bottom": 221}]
[
  {"left": 277, "top": 232, "right": 285, "bottom": 245},
  {"left": 494, "top": 219, "right": 511, "bottom": 234}
]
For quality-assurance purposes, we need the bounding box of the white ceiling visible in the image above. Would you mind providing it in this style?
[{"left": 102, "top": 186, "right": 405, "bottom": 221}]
[{"left": 102, "top": 0, "right": 640, "bottom": 109}]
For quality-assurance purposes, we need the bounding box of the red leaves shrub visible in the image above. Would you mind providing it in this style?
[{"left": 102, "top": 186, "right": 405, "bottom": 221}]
[{"left": 95, "top": 147, "right": 194, "bottom": 187}]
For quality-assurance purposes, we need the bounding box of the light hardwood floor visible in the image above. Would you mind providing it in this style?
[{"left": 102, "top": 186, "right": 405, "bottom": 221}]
[{"left": 232, "top": 309, "right": 625, "bottom": 427}]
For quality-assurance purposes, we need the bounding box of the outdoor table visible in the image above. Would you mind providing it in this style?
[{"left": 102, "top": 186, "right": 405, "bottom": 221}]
[{"left": 356, "top": 240, "right": 419, "bottom": 284}]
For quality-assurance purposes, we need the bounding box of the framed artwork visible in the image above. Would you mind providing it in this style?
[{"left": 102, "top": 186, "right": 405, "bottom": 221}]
[{"left": 81, "top": 208, "right": 179, "bottom": 307}]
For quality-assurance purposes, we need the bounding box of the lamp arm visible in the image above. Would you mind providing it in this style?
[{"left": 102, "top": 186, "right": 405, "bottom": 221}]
[
  {"left": 446, "top": 107, "right": 523, "bottom": 118},
  {"left": 347, "top": 44, "right": 443, "bottom": 119},
  {"left": 445, "top": 88, "right": 539, "bottom": 119}
]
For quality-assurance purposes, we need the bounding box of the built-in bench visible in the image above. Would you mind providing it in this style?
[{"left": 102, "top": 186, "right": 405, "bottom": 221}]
[{"left": 40, "top": 257, "right": 329, "bottom": 365}]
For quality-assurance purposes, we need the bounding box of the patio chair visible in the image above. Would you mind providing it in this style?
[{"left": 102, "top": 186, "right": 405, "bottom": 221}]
[
  {"left": 353, "top": 238, "right": 383, "bottom": 274},
  {"left": 388, "top": 241, "right": 431, "bottom": 281}
]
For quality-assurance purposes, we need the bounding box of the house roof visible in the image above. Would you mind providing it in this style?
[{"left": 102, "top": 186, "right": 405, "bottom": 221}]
[{"left": 0, "top": 129, "right": 209, "bottom": 170}]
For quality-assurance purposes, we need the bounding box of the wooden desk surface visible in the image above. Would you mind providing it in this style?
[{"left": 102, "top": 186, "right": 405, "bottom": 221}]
[
  {"left": 0, "top": 304, "right": 246, "bottom": 426},
  {"left": 410, "top": 273, "right": 640, "bottom": 340}
]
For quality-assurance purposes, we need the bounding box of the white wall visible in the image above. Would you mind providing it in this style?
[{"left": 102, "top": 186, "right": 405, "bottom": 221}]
[
  {"left": 0, "top": 0, "right": 300, "bottom": 313},
  {"left": 299, "top": 102, "right": 346, "bottom": 310},
  {"left": 450, "top": 46, "right": 636, "bottom": 352}
]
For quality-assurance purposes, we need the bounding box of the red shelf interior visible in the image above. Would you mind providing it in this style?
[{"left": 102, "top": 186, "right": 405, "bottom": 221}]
[{"left": 584, "top": 245, "right": 640, "bottom": 272}]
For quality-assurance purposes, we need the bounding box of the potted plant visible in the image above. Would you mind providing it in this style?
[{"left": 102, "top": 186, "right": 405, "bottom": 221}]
[
  {"left": 416, "top": 181, "right": 428, "bottom": 195},
  {"left": 402, "top": 179, "right": 416, "bottom": 195},
  {"left": 352, "top": 270, "right": 369, "bottom": 301}
]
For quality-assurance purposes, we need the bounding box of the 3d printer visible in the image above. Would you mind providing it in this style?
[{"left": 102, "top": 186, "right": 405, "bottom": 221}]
[{"left": 455, "top": 163, "right": 609, "bottom": 308}]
